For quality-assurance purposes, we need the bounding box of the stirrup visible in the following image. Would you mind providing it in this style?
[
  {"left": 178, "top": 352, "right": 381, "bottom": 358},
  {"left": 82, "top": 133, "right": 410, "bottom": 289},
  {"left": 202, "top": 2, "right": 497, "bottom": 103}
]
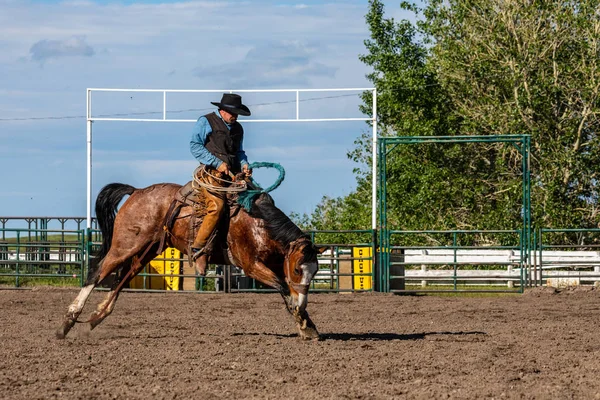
[{"left": 191, "top": 247, "right": 205, "bottom": 261}]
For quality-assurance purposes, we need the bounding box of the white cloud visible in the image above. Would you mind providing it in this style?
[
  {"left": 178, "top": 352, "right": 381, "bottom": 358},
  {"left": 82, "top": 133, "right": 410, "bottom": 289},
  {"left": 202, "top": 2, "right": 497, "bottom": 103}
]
[
  {"left": 29, "top": 36, "right": 95, "bottom": 64},
  {"left": 248, "top": 144, "right": 327, "bottom": 159},
  {"left": 0, "top": 191, "right": 36, "bottom": 197},
  {"left": 94, "top": 149, "right": 166, "bottom": 158},
  {"left": 193, "top": 41, "right": 337, "bottom": 87},
  {"left": 60, "top": 1, "right": 95, "bottom": 5}
]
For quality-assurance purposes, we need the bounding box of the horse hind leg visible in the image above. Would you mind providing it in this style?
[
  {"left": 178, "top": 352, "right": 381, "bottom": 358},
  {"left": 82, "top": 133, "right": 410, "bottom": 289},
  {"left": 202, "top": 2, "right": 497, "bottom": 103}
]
[
  {"left": 87, "top": 262, "right": 133, "bottom": 331},
  {"left": 56, "top": 281, "right": 97, "bottom": 339},
  {"left": 88, "top": 288, "right": 121, "bottom": 331},
  {"left": 87, "top": 246, "right": 158, "bottom": 332},
  {"left": 55, "top": 258, "right": 106, "bottom": 339},
  {"left": 56, "top": 249, "right": 140, "bottom": 339}
]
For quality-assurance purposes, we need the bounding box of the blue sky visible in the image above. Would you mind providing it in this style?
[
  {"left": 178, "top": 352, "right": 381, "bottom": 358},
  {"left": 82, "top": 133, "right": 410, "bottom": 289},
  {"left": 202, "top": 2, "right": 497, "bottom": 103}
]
[{"left": 0, "top": 0, "right": 408, "bottom": 222}]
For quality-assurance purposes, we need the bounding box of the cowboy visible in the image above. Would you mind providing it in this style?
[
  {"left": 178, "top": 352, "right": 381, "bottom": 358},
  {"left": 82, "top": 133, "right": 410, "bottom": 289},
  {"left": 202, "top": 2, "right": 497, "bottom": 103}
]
[{"left": 189, "top": 93, "right": 252, "bottom": 275}]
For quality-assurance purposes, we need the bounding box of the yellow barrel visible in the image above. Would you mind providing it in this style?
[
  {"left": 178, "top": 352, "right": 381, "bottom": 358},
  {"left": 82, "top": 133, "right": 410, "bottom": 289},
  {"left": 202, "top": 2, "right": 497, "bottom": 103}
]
[
  {"left": 130, "top": 247, "right": 182, "bottom": 290},
  {"left": 353, "top": 247, "right": 373, "bottom": 290}
]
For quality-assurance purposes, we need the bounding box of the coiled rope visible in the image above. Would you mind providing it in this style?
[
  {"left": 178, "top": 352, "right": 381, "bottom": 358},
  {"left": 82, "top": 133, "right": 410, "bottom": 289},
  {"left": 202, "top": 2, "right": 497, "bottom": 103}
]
[
  {"left": 192, "top": 162, "right": 285, "bottom": 211},
  {"left": 192, "top": 165, "right": 247, "bottom": 193},
  {"left": 237, "top": 162, "right": 285, "bottom": 211}
]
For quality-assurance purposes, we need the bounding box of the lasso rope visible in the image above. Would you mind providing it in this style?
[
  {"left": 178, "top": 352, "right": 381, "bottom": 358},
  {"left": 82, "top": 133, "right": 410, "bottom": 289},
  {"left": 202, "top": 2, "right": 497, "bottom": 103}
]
[
  {"left": 192, "top": 162, "right": 285, "bottom": 211},
  {"left": 237, "top": 162, "right": 285, "bottom": 211},
  {"left": 192, "top": 165, "right": 248, "bottom": 193}
]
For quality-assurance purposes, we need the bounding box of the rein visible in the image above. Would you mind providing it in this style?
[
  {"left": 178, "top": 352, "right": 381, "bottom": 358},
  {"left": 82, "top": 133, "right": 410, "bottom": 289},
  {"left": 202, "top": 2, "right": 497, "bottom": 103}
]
[{"left": 286, "top": 279, "right": 310, "bottom": 296}]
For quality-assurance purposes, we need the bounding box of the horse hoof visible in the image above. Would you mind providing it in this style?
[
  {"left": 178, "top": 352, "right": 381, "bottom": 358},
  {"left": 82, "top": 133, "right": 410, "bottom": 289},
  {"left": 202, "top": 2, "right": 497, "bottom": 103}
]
[
  {"left": 89, "top": 312, "right": 102, "bottom": 331},
  {"left": 298, "top": 327, "right": 320, "bottom": 341},
  {"left": 56, "top": 319, "right": 75, "bottom": 339},
  {"left": 297, "top": 320, "right": 320, "bottom": 340}
]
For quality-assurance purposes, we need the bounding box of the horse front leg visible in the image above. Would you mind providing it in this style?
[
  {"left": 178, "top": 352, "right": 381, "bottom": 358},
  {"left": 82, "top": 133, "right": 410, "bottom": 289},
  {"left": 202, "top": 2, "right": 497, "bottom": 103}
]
[
  {"left": 278, "top": 291, "right": 319, "bottom": 341},
  {"left": 292, "top": 307, "right": 320, "bottom": 341},
  {"left": 243, "top": 261, "right": 319, "bottom": 340},
  {"left": 285, "top": 284, "right": 319, "bottom": 341},
  {"left": 242, "top": 260, "right": 286, "bottom": 293}
]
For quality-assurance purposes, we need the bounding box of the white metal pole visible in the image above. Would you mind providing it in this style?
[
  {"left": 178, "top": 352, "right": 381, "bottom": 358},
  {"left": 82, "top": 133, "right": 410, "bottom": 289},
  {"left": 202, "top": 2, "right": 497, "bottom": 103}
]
[
  {"left": 86, "top": 89, "right": 92, "bottom": 230},
  {"left": 296, "top": 91, "right": 300, "bottom": 120},
  {"left": 371, "top": 89, "right": 377, "bottom": 230}
]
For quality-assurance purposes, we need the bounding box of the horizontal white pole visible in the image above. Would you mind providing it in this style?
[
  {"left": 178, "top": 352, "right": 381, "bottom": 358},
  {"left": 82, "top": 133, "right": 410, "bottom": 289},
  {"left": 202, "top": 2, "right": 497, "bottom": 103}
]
[
  {"left": 89, "top": 117, "right": 373, "bottom": 123},
  {"left": 88, "top": 88, "right": 374, "bottom": 93}
]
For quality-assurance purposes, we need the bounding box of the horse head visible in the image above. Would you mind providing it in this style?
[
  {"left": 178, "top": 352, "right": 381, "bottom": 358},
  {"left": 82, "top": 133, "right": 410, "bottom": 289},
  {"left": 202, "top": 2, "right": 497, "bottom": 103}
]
[
  {"left": 283, "top": 235, "right": 320, "bottom": 312},
  {"left": 282, "top": 235, "right": 325, "bottom": 340},
  {"left": 232, "top": 190, "right": 325, "bottom": 340}
]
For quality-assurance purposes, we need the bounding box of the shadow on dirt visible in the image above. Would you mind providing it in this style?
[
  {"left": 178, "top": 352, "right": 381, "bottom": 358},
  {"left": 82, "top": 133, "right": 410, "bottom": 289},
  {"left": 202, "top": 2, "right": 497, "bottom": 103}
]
[
  {"left": 320, "top": 331, "right": 487, "bottom": 341},
  {"left": 232, "top": 331, "right": 487, "bottom": 341}
]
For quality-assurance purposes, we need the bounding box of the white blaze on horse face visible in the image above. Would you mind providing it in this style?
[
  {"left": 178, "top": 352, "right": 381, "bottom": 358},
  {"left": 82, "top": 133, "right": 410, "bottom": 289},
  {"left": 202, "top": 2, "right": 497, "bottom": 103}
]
[
  {"left": 300, "top": 261, "right": 318, "bottom": 285},
  {"left": 297, "top": 261, "right": 318, "bottom": 310}
]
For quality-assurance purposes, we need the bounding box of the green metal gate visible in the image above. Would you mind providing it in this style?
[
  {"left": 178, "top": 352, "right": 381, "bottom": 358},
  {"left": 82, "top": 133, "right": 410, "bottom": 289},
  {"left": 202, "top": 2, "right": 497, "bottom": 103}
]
[
  {"left": 377, "top": 135, "right": 532, "bottom": 293},
  {"left": 0, "top": 227, "right": 86, "bottom": 287}
]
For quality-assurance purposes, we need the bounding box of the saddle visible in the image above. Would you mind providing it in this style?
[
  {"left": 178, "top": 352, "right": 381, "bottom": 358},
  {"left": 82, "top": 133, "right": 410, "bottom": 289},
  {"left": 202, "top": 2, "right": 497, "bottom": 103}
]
[
  {"left": 158, "top": 173, "right": 252, "bottom": 270},
  {"left": 175, "top": 180, "right": 208, "bottom": 214}
]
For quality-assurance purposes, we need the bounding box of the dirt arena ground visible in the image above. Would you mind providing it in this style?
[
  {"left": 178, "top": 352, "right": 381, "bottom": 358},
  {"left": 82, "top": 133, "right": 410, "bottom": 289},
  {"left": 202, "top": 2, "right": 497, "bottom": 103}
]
[{"left": 2, "top": 287, "right": 600, "bottom": 399}]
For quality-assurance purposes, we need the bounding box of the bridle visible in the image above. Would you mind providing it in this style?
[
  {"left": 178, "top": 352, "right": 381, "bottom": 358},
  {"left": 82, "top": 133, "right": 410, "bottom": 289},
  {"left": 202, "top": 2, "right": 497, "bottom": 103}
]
[{"left": 284, "top": 236, "right": 316, "bottom": 296}]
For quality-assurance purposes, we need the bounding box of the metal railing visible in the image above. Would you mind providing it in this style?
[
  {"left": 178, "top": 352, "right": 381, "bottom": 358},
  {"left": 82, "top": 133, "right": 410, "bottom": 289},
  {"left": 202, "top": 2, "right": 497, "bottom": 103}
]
[
  {"left": 306, "top": 230, "right": 376, "bottom": 293},
  {"left": 382, "top": 229, "right": 525, "bottom": 293},
  {"left": 0, "top": 227, "right": 86, "bottom": 287},
  {"left": 532, "top": 228, "right": 600, "bottom": 287},
  {"left": 3, "top": 218, "right": 600, "bottom": 293},
  {"left": 86, "top": 228, "right": 377, "bottom": 293}
]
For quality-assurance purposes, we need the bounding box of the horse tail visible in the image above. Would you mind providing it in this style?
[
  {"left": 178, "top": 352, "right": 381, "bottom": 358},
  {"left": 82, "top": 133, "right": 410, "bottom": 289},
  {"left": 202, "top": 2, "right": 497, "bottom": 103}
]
[{"left": 86, "top": 183, "right": 136, "bottom": 284}]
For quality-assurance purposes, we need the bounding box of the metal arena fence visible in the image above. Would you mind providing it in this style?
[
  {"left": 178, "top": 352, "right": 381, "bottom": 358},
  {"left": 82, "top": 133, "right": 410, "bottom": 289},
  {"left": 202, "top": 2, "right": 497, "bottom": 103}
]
[
  {"left": 0, "top": 218, "right": 377, "bottom": 293},
  {"left": 2, "top": 217, "right": 600, "bottom": 293}
]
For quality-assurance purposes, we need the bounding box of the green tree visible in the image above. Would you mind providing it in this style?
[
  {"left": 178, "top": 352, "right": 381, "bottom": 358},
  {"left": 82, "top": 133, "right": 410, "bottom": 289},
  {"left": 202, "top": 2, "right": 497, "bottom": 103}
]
[
  {"left": 301, "top": 0, "right": 600, "bottom": 245},
  {"left": 425, "top": 0, "right": 600, "bottom": 229}
]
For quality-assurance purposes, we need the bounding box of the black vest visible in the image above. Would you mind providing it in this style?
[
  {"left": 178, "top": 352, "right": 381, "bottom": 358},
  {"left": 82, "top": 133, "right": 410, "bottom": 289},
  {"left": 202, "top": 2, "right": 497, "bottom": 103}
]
[{"left": 204, "top": 112, "right": 244, "bottom": 173}]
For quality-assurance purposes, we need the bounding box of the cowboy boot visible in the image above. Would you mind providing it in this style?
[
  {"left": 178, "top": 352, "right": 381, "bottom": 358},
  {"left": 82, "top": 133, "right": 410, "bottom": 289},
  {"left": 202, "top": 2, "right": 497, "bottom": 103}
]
[
  {"left": 191, "top": 193, "right": 223, "bottom": 257},
  {"left": 194, "top": 253, "right": 209, "bottom": 276}
]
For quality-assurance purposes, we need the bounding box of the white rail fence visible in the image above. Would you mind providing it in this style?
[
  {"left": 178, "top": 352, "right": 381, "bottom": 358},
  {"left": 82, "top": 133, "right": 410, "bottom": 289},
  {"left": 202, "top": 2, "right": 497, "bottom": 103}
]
[{"left": 392, "top": 249, "right": 600, "bottom": 288}]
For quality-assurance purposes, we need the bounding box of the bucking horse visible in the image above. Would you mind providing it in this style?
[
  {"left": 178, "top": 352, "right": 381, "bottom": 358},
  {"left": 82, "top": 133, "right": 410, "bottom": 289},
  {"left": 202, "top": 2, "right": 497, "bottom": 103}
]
[{"left": 56, "top": 169, "right": 322, "bottom": 340}]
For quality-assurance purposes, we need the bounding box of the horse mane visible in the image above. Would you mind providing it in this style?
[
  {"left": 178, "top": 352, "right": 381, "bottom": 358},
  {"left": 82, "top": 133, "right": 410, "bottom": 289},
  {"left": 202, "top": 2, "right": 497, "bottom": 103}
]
[{"left": 249, "top": 193, "right": 306, "bottom": 246}]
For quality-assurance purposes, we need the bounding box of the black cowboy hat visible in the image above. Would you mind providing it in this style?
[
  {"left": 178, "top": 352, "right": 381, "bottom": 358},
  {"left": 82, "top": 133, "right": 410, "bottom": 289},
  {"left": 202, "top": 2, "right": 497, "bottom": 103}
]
[{"left": 211, "top": 93, "right": 251, "bottom": 116}]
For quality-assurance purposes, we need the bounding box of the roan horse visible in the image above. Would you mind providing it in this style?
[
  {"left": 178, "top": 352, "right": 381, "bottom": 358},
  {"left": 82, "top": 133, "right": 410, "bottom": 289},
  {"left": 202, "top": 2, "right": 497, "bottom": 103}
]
[{"left": 56, "top": 178, "right": 322, "bottom": 340}]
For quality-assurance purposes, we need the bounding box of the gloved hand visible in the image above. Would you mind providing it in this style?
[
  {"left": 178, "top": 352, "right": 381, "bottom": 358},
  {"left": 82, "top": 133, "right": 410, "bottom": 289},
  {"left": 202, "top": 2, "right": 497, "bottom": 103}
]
[{"left": 217, "top": 162, "right": 230, "bottom": 175}]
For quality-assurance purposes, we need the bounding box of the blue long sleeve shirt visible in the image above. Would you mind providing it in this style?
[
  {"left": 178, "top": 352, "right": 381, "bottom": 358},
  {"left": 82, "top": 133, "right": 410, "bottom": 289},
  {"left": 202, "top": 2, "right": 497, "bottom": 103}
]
[{"left": 190, "top": 111, "right": 249, "bottom": 169}]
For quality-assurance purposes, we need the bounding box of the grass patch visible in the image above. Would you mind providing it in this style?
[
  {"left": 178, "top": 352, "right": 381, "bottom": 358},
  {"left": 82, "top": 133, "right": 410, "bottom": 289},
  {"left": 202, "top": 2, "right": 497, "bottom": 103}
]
[{"left": 0, "top": 276, "right": 80, "bottom": 287}]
